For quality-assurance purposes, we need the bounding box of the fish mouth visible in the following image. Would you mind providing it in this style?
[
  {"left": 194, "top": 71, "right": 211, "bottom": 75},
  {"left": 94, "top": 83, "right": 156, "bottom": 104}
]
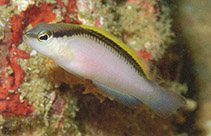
[
  {"left": 22, "top": 31, "right": 37, "bottom": 42},
  {"left": 22, "top": 34, "right": 28, "bottom": 42},
  {"left": 22, "top": 32, "right": 33, "bottom": 43}
]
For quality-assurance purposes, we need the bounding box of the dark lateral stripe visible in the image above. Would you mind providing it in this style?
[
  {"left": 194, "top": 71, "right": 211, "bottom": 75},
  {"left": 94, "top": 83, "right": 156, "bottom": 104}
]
[{"left": 53, "top": 27, "right": 147, "bottom": 78}]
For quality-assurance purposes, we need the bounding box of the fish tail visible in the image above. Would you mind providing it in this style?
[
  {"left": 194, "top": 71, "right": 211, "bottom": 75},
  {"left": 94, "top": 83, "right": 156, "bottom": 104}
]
[{"left": 139, "top": 80, "right": 186, "bottom": 118}]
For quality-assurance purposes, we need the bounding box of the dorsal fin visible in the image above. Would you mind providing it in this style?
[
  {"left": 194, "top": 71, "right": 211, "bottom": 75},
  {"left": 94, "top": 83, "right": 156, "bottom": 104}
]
[{"left": 137, "top": 55, "right": 162, "bottom": 83}]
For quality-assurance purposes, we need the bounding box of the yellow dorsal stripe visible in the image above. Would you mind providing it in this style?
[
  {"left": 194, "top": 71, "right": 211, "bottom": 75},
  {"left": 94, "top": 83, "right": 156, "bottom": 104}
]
[{"left": 79, "top": 25, "right": 151, "bottom": 80}]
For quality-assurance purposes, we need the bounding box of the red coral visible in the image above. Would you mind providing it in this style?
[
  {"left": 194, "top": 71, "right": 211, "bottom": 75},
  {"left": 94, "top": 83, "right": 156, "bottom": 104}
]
[
  {"left": 0, "top": 0, "right": 9, "bottom": 6},
  {"left": 66, "top": 0, "right": 77, "bottom": 14},
  {"left": 10, "top": 14, "right": 24, "bottom": 46},
  {"left": 0, "top": 0, "right": 81, "bottom": 117},
  {"left": 137, "top": 50, "right": 152, "bottom": 60},
  {"left": 0, "top": 87, "right": 8, "bottom": 100},
  {"left": 56, "top": 0, "right": 82, "bottom": 24},
  {"left": 2, "top": 93, "right": 34, "bottom": 116},
  {"left": 56, "top": 0, "right": 65, "bottom": 7},
  {"left": 0, "top": 55, "right": 34, "bottom": 116},
  {"left": 9, "top": 57, "right": 25, "bottom": 87},
  {"left": 0, "top": 2, "right": 63, "bottom": 116},
  {"left": 0, "top": 12, "right": 33, "bottom": 117},
  {"left": 23, "top": 3, "right": 56, "bottom": 27},
  {"left": 10, "top": 47, "right": 30, "bottom": 59},
  {"left": 0, "top": 100, "right": 7, "bottom": 112}
]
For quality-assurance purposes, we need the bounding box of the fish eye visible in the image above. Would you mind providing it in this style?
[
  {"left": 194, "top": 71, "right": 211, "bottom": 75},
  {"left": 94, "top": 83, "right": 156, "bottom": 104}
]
[{"left": 38, "top": 30, "right": 53, "bottom": 42}]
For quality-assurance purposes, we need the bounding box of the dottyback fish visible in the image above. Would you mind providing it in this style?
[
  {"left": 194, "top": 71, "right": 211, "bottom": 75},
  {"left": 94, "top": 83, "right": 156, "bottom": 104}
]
[{"left": 22, "top": 23, "right": 186, "bottom": 118}]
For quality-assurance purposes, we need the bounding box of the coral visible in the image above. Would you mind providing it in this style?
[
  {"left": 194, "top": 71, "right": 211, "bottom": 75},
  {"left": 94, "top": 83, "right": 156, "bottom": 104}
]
[
  {"left": 137, "top": 50, "right": 152, "bottom": 60},
  {"left": 0, "top": 0, "right": 189, "bottom": 135},
  {"left": 10, "top": 14, "right": 25, "bottom": 46},
  {"left": 117, "top": 0, "right": 174, "bottom": 60},
  {"left": 0, "top": 0, "right": 81, "bottom": 135},
  {"left": 0, "top": 53, "right": 33, "bottom": 117},
  {"left": 0, "top": 57, "right": 34, "bottom": 116},
  {"left": 0, "top": 10, "right": 33, "bottom": 117},
  {"left": 77, "top": 0, "right": 174, "bottom": 60},
  {"left": 0, "top": 0, "right": 9, "bottom": 6},
  {"left": 77, "top": 0, "right": 122, "bottom": 37},
  {"left": 0, "top": 0, "right": 78, "bottom": 134},
  {"left": 23, "top": 3, "right": 56, "bottom": 27},
  {"left": 0, "top": 0, "right": 61, "bottom": 117},
  {"left": 176, "top": 0, "right": 211, "bottom": 135},
  {"left": 56, "top": 0, "right": 82, "bottom": 24}
]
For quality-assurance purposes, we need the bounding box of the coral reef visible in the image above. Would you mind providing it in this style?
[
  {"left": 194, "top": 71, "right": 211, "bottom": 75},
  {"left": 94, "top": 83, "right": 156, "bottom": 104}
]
[
  {"left": 0, "top": 0, "right": 190, "bottom": 135},
  {"left": 77, "top": 0, "right": 174, "bottom": 60},
  {"left": 0, "top": 10, "right": 33, "bottom": 117},
  {"left": 176, "top": 0, "right": 211, "bottom": 135}
]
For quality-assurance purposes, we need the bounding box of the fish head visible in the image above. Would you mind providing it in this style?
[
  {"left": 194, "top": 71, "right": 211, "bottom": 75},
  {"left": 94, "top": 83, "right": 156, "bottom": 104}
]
[{"left": 22, "top": 23, "right": 71, "bottom": 57}]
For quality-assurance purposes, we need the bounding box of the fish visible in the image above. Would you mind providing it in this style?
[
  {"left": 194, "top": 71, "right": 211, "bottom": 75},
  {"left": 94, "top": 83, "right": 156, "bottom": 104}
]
[{"left": 22, "top": 23, "right": 186, "bottom": 118}]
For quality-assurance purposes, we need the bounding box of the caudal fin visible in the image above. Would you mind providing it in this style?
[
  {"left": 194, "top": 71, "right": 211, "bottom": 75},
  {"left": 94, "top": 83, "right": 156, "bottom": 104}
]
[{"left": 139, "top": 80, "right": 186, "bottom": 118}]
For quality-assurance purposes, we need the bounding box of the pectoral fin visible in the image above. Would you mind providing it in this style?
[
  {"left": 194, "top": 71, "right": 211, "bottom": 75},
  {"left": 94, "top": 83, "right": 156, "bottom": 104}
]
[{"left": 93, "top": 81, "right": 141, "bottom": 108}]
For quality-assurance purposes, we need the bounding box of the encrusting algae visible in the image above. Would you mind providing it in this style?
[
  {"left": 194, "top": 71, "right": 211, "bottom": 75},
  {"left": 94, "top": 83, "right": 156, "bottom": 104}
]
[{"left": 0, "top": 0, "right": 192, "bottom": 135}]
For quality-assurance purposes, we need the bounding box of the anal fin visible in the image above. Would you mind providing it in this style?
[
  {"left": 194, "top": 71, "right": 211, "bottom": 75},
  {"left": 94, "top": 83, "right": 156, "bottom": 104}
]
[{"left": 93, "top": 81, "right": 141, "bottom": 108}]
